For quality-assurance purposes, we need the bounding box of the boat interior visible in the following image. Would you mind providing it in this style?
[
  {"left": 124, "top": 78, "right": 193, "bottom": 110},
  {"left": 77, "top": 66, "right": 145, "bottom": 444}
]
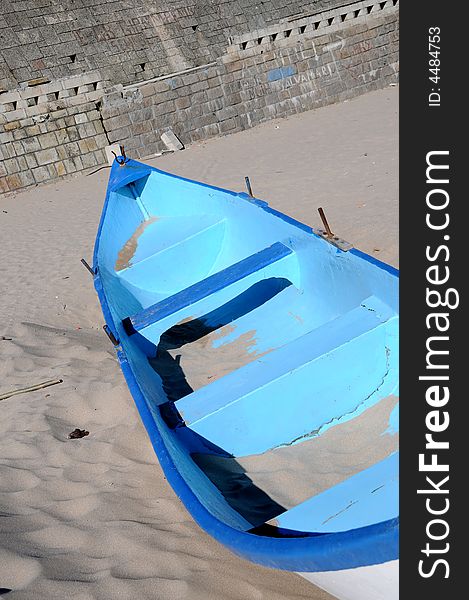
[{"left": 96, "top": 168, "right": 399, "bottom": 536}]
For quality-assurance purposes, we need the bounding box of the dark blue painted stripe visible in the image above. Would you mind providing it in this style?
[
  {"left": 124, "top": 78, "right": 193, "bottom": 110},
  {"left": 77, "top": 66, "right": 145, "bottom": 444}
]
[
  {"left": 350, "top": 247, "right": 400, "bottom": 278},
  {"left": 128, "top": 242, "right": 293, "bottom": 332},
  {"left": 261, "top": 206, "right": 314, "bottom": 234},
  {"left": 102, "top": 160, "right": 398, "bottom": 282}
]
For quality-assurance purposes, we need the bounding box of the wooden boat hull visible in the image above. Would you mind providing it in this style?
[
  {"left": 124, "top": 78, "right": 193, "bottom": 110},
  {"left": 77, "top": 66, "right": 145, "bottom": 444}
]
[{"left": 93, "top": 158, "right": 399, "bottom": 600}]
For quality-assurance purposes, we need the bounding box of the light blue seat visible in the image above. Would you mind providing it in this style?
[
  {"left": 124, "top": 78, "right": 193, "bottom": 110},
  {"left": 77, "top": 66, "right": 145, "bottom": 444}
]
[
  {"left": 123, "top": 242, "right": 294, "bottom": 334},
  {"left": 175, "top": 296, "right": 397, "bottom": 456},
  {"left": 270, "top": 453, "right": 398, "bottom": 534}
]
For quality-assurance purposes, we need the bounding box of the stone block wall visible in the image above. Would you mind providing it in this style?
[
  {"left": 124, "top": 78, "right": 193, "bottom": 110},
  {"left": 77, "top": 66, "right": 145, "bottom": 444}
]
[
  {"left": 1, "top": 0, "right": 399, "bottom": 193},
  {"left": 1, "top": 0, "right": 344, "bottom": 90},
  {"left": 101, "top": 0, "right": 399, "bottom": 158},
  {"left": 0, "top": 72, "right": 109, "bottom": 192}
]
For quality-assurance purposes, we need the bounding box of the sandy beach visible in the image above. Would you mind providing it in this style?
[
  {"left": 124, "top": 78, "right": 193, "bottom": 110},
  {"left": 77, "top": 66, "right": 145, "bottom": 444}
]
[{"left": 0, "top": 86, "right": 398, "bottom": 600}]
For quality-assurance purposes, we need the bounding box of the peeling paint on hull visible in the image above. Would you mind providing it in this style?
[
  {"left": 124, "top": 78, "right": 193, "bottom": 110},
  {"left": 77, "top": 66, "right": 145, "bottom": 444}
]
[{"left": 93, "top": 158, "right": 399, "bottom": 598}]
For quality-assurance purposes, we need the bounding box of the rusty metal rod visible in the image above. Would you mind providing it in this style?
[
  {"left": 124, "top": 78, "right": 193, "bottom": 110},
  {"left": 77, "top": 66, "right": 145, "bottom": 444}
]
[
  {"left": 245, "top": 176, "right": 254, "bottom": 198},
  {"left": 103, "top": 325, "right": 120, "bottom": 347},
  {"left": 318, "top": 207, "right": 334, "bottom": 238},
  {"left": 81, "top": 258, "right": 95, "bottom": 276},
  {"left": 111, "top": 145, "right": 128, "bottom": 165}
]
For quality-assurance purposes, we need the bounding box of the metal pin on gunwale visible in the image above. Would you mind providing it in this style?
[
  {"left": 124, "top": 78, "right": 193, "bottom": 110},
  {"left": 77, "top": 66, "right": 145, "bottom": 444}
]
[
  {"left": 245, "top": 176, "right": 254, "bottom": 198},
  {"left": 314, "top": 208, "right": 353, "bottom": 251},
  {"left": 112, "top": 144, "right": 128, "bottom": 166},
  {"left": 318, "top": 207, "right": 334, "bottom": 238},
  {"left": 81, "top": 258, "right": 96, "bottom": 276},
  {"left": 103, "top": 324, "right": 120, "bottom": 347}
]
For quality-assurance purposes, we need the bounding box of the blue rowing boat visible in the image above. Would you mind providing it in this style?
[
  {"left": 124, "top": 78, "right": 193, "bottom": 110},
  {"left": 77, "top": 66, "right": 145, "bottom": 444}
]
[{"left": 93, "top": 156, "right": 399, "bottom": 600}]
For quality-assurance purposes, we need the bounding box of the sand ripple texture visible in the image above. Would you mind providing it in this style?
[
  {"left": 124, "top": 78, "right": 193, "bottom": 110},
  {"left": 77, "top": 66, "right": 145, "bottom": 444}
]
[
  {"left": 0, "top": 87, "right": 397, "bottom": 599},
  {"left": 0, "top": 316, "right": 322, "bottom": 600}
]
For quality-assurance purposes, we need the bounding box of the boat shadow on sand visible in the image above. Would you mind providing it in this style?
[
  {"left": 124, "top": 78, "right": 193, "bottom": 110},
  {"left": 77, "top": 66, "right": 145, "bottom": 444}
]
[
  {"left": 147, "top": 278, "right": 292, "bottom": 527},
  {"left": 147, "top": 277, "right": 292, "bottom": 402}
]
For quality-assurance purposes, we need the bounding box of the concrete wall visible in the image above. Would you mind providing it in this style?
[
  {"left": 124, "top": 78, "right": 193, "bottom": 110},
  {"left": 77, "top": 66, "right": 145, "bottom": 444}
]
[
  {"left": 0, "top": 72, "right": 109, "bottom": 190},
  {"left": 1, "top": 0, "right": 344, "bottom": 90},
  {"left": 1, "top": 0, "right": 399, "bottom": 194}
]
